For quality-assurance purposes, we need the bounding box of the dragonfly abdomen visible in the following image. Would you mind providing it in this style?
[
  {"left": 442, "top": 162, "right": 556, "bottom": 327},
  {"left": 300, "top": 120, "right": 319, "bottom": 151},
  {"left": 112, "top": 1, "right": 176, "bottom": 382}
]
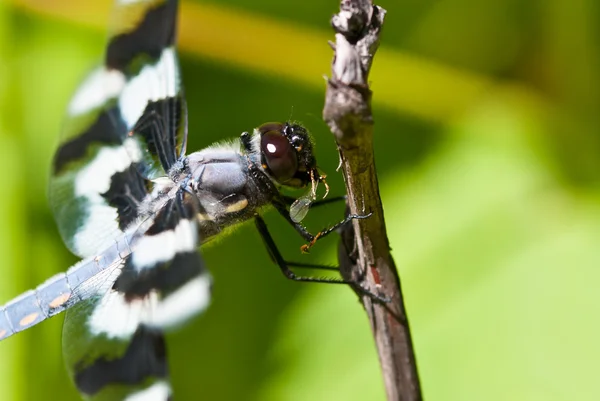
[{"left": 0, "top": 234, "right": 133, "bottom": 341}]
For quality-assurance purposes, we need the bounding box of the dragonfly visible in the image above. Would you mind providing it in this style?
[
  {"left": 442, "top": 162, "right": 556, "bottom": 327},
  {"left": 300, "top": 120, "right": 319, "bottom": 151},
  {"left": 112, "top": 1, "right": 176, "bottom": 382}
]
[{"left": 0, "top": 0, "right": 382, "bottom": 399}]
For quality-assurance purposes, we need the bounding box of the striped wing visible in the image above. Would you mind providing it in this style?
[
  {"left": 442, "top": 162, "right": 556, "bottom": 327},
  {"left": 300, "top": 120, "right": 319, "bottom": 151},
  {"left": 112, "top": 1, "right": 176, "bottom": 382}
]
[
  {"left": 49, "top": 0, "right": 187, "bottom": 259},
  {"left": 63, "top": 190, "right": 211, "bottom": 400},
  {"left": 46, "top": 0, "right": 206, "bottom": 399}
]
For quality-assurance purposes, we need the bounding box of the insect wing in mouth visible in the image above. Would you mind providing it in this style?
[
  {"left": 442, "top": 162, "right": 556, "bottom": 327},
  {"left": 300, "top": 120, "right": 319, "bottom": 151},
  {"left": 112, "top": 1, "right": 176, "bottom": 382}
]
[{"left": 290, "top": 195, "right": 313, "bottom": 223}]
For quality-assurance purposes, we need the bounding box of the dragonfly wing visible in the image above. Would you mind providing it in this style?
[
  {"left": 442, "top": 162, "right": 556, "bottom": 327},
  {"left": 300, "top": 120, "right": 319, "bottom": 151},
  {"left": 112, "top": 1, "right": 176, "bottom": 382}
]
[
  {"left": 63, "top": 190, "right": 210, "bottom": 400},
  {"left": 49, "top": 0, "right": 187, "bottom": 258}
]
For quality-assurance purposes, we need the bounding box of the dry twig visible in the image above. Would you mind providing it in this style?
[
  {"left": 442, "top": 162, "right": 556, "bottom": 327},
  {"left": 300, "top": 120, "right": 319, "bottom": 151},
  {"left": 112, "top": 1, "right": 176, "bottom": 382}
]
[{"left": 323, "top": 1, "right": 422, "bottom": 400}]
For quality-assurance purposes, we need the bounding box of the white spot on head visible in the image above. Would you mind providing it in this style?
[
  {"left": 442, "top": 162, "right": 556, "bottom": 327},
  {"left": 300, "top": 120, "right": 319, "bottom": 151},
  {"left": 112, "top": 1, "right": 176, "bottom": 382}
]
[
  {"left": 68, "top": 68, "right": 126, "bottom": 116},
  {"left": 124, "top": 381, "right": 172, "bottom": 401},
  {"left": 88, "top": 275, "right": 211, "bottom": 339},
  {"left": 266, "top": 143, "right": 276, "bottom": 153},
  {"left": 119, "top": 47, "right": 179, "bottom": 128},
  {"left": 132, "top": 219, "right": 197, "bottom": 270}
]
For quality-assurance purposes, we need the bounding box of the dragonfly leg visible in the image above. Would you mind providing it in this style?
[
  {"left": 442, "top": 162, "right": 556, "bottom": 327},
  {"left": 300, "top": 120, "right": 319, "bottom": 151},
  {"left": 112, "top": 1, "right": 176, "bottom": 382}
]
[
  {"left": 254, "top": 215, "right": 389, "bottom": 303},
  {"left": 273, "top": 199, "right": 371, "bottom": 252}
]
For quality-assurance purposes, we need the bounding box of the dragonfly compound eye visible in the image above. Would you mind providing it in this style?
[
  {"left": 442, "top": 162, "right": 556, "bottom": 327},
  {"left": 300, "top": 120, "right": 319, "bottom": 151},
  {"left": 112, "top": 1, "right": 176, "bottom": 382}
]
[{"left": 261, "top": 130, "right": 298, "bottom": 183}]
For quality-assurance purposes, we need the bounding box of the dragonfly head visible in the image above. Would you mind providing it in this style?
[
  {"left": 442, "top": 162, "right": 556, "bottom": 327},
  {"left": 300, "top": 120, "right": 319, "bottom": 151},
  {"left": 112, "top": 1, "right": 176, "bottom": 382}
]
[{"left": 257, "top": 122, "right": 327, "bottom": 194}]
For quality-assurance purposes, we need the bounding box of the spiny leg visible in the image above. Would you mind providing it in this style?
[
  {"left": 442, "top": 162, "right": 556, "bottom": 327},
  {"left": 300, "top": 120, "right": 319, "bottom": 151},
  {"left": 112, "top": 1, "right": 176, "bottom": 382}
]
[
  {"left": 254, "top": 215, "right": 388, "bottom": 303},
  {"left": 273, "top": 199, "right": 371, "bottom": 252}
]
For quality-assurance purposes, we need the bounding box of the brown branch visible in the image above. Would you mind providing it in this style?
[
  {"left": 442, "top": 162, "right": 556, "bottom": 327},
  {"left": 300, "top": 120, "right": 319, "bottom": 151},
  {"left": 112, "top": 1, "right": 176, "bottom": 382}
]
[{"left": 323, "top": 1, "right": 422, "bottom": 400}]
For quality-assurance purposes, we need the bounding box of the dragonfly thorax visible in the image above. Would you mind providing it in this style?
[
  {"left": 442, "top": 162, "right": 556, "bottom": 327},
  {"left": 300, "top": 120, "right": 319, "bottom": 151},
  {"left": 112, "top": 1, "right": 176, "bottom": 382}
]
[{"left": 175, "top": 122, "right": 327, "bottom": 241}]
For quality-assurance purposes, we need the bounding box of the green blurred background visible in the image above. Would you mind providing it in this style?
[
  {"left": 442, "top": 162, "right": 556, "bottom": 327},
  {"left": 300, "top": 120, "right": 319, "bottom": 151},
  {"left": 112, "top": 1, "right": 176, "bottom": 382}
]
[{"left": 0, "top": 0, "right": 599, "bottom": 400}]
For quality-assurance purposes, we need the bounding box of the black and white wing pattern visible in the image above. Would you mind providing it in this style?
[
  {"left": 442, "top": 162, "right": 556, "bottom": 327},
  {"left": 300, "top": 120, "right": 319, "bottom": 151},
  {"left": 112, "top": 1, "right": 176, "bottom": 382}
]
[
  {"left": 63, "top": 191, "right": 210, "bottom": 400},
  {"left": 49, "top": 0, "right": 187, "bottom": 259},
  {"left": 44, "top": 0, "right": 208, "bottom": 399}
]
